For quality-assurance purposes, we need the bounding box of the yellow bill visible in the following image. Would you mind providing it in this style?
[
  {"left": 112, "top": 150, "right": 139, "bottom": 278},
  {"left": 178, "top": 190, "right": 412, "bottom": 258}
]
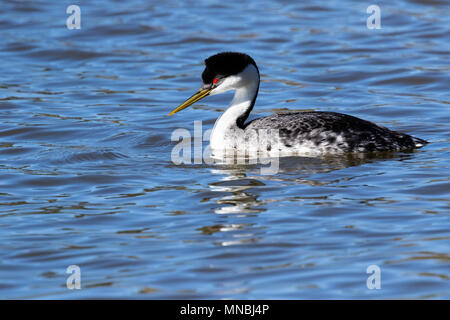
[{"left": 168, "top": 88, "right": 212, "bottom": 116}]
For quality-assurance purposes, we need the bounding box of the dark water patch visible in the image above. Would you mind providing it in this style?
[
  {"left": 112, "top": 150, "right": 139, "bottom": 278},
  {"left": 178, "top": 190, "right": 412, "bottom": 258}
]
[
  {"left": 25, "top": 49, "right": 112, "bottom": 62},
  {"left": 52, "top": 150, "right": 128, "bottom": 164}
]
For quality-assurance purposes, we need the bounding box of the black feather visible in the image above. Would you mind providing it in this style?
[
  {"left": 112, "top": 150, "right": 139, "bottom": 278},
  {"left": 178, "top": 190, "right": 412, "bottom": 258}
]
[{"left": 201, "top": 52, "right": 258, "bottom": 84}]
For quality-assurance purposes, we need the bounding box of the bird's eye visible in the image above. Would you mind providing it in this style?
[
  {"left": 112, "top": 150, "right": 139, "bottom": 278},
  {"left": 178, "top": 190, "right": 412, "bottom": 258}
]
[{"left": 213, "top": 77, "right": 218, "bottom": 84}]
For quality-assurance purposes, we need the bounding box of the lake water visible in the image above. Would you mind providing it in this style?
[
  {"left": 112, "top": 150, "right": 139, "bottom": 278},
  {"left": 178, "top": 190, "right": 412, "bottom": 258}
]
[{"left": 0, "top": 0, "right": 449, "bottom": 299}]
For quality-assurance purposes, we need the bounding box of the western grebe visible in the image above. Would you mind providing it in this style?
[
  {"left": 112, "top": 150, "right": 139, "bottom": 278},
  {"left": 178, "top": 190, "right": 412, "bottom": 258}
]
[{"left": 169, "top": 52, "right": 427, "bottom": 156}]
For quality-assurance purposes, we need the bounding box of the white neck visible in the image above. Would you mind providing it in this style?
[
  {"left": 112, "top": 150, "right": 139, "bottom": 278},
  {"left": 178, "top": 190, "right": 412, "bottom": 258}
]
[{"left": 209, "top": 64, "right": 259, "bottom": 150}]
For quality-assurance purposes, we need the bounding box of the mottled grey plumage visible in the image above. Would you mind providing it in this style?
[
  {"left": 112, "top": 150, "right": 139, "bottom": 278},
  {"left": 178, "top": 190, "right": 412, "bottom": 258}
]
[{"left": 245, "top": 111, "right": 427, "bottom": 153}]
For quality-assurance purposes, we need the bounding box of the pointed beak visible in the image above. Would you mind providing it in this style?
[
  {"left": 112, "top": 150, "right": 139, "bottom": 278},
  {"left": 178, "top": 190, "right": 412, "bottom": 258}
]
[{"left": 168, "top": 86, "right": 213, "bottom": 116}]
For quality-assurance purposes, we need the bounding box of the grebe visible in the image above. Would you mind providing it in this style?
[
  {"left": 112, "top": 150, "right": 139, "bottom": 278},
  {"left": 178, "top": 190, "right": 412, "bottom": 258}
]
[{"left": 169, "top": 52, "right": 427, "bottom": 156}]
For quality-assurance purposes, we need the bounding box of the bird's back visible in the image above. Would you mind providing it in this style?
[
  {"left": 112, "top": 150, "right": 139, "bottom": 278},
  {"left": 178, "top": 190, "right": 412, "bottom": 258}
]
[{"left": 245, "top": 111, "right": 427, "bottom": 153}]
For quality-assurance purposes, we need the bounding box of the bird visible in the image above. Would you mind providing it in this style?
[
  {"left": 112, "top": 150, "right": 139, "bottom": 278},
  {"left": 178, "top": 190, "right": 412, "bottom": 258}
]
[{"left": 168, "top": 52, "right": 427, "bottom": 157}]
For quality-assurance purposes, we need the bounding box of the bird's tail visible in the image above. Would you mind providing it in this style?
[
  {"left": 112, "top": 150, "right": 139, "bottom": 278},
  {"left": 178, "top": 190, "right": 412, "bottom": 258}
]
[{"left": 412, "top": 136, "right": 428, "bottom": 148}]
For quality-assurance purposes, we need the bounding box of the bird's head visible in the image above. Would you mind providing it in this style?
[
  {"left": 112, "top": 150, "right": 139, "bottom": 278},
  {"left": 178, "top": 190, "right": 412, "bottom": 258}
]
[{"left": 168, "top": 52, "right": 259, "bottom": 116}]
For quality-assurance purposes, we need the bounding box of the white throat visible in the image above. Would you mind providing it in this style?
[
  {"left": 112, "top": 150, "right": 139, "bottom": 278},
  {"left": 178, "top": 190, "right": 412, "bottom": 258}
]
[{"left": 209, "top": 64, "right": 259, "bottom": 150}]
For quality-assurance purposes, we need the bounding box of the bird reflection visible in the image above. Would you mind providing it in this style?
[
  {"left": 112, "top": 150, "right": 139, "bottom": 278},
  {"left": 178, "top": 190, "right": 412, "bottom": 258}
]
[
  {"left": 197, "top": 151, "right": 415, "bottom": 245},
  {"left": 209, "top": 175, "right": 265, "bottom": 215}
]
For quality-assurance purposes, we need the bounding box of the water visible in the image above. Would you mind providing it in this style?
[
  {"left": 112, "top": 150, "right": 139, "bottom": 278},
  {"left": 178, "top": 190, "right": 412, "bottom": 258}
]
[{"left": 0, "top": 0, "right": 449, "bottom": 299}]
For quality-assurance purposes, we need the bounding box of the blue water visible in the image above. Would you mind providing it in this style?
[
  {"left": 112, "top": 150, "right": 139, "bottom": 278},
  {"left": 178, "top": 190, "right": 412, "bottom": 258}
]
[{"left": 0, "top": 0, "right": 449, "bottom": 299}]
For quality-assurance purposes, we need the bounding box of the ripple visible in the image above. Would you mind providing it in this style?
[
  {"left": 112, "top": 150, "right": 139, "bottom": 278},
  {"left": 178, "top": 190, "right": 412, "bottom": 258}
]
[{"left": 53, "top": 150, "right": 128, "bottom": 164}]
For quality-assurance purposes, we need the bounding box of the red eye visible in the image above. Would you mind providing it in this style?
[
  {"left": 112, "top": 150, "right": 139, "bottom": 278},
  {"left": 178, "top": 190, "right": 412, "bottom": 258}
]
[{"left": 213, "top": 77, "right": 218, "bottom": 84}]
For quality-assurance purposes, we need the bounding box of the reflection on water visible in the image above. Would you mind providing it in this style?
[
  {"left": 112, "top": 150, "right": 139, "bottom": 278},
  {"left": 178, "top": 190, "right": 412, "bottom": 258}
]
[
  {"left": 204, "top": 151, "right": 418, "bottom": 248},
  {"left": 208, "top": 151, "right": 415, "bottom": 185}
]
